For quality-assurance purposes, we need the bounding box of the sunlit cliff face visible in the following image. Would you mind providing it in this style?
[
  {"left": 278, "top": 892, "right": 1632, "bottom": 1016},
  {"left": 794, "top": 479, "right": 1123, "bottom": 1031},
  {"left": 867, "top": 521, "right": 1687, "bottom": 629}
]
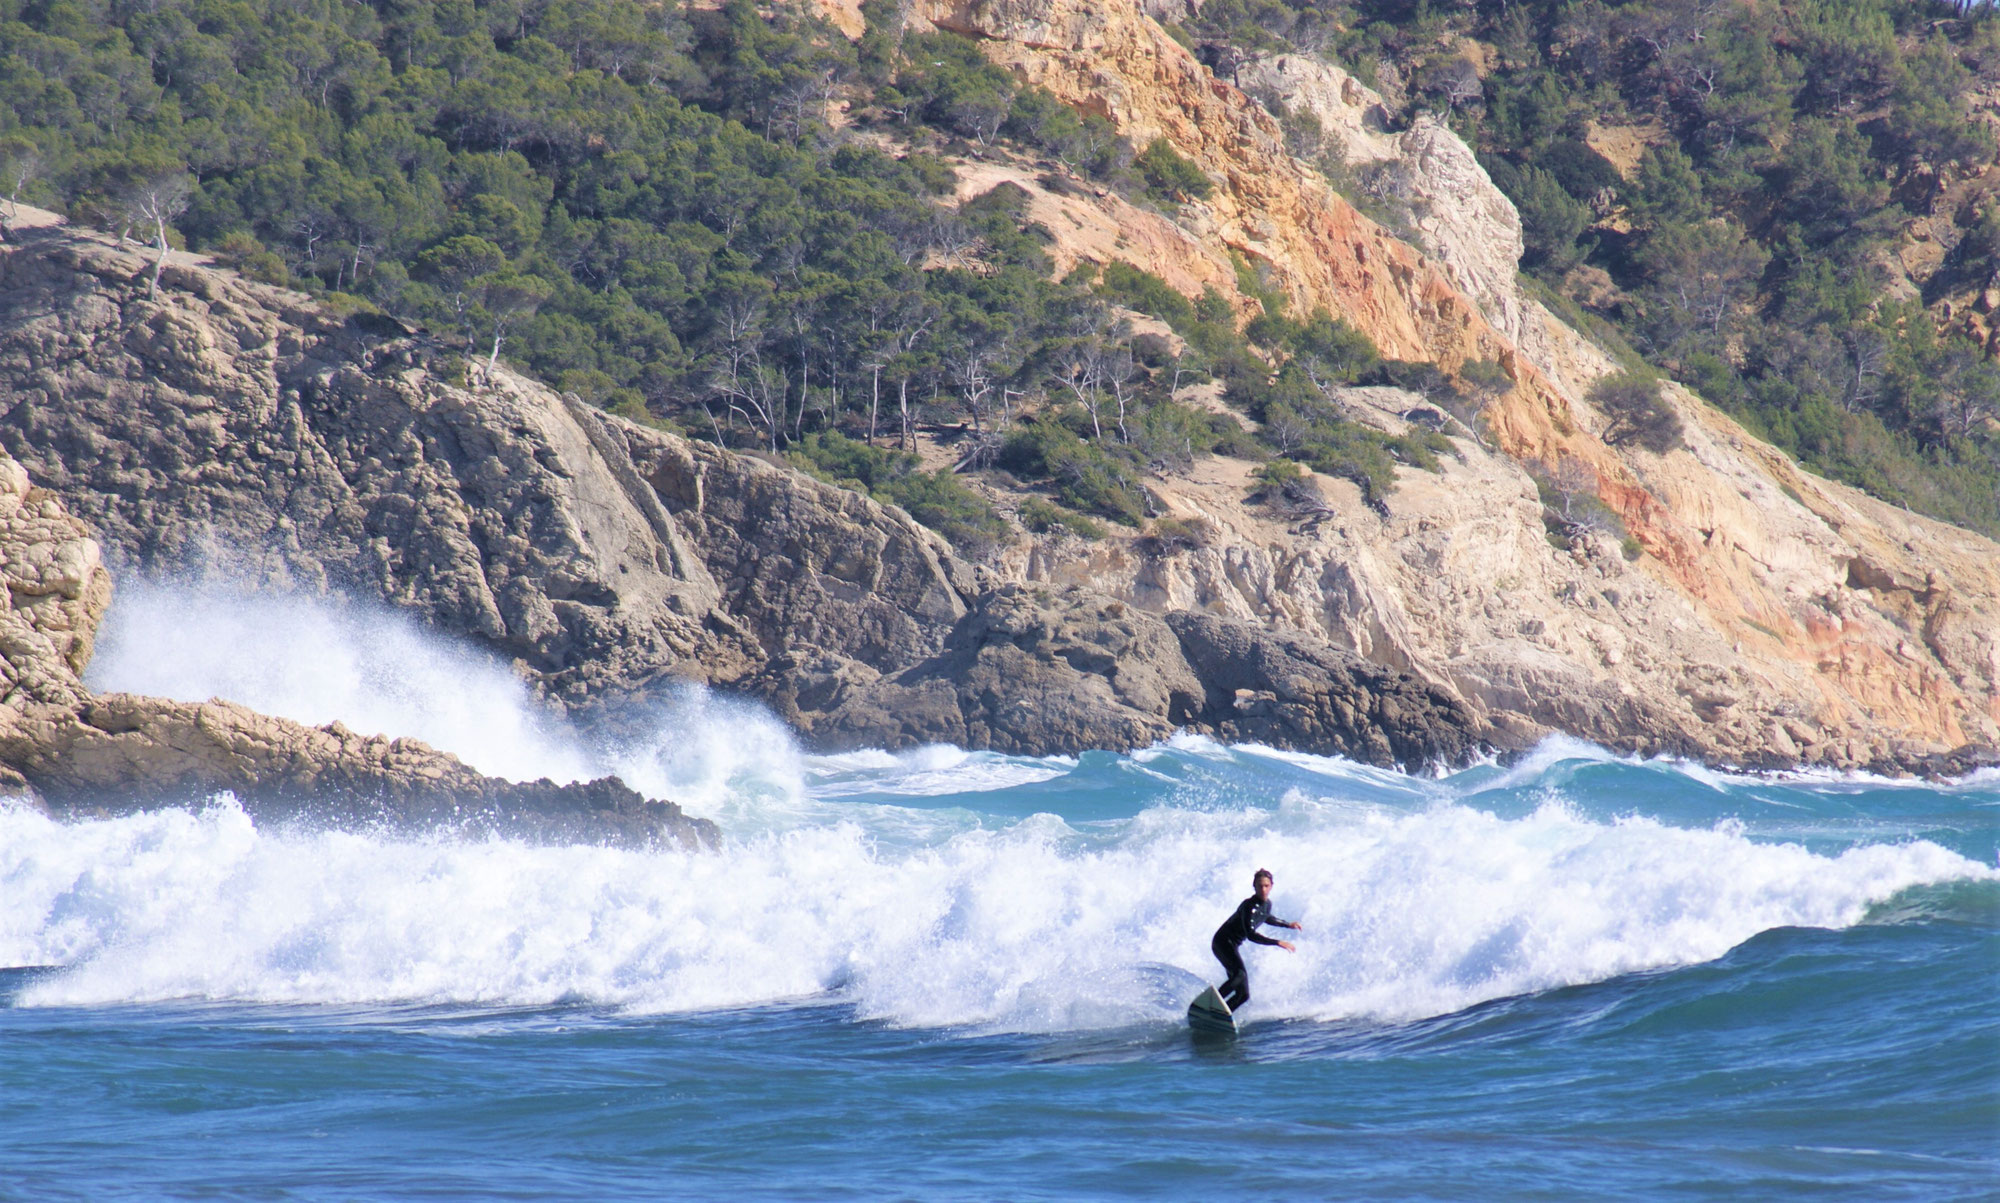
[{"left": 908, "top": 0, "right": 2000, "bottom": 765}]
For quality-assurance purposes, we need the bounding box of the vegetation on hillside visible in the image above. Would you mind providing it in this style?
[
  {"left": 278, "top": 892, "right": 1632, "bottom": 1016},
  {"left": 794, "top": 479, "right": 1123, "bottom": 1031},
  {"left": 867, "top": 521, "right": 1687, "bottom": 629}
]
[
  {"left": 1178, "top": 0, "right": 2000, "bottom": 533},
  {"left": 9, "top": 0, "right": 1986, "bottom": 541},
  {"left": 0, "top": 0, "right": 1430, "bottom": 545}
]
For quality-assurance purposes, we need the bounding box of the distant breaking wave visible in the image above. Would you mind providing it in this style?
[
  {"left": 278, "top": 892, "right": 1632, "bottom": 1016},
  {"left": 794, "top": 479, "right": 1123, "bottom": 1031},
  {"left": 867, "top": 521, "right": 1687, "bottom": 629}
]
[{"left": 86, "top": 577, "right": 808, "bottom": 821}]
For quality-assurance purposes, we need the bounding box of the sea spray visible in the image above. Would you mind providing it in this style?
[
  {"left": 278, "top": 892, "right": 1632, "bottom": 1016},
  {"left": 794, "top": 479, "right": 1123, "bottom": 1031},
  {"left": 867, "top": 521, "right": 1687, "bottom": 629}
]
[
  {"left": 90, "top": 578, "right": 592, "bottom": 785},
  {"left": 87, "top": 577, "right": 809, "bottom": 818}
]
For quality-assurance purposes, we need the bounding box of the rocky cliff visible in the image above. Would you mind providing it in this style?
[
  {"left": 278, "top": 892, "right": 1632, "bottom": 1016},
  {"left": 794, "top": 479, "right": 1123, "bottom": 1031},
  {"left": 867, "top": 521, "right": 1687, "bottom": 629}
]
[
  {"left": 904, "top": 0, "right": 2000, "bottom": 772},
  {"left": 1, "top": 0, "right": 1996, "bottom": 775},
  {"left": 0, "top": 223, "right": 1492, "bottom": 770},
  {"left": 0, "top": 222, "right": 1496, "bottom": 767},
  {"left": 0, "top": 419, "right": 714, "bottom": 846}
]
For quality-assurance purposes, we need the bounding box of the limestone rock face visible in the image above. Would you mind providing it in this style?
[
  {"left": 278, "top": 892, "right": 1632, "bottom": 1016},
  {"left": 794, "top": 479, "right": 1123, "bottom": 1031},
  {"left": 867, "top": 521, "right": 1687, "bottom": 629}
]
[
  {"left": 613, "top": 424, "right": 974, "bottom": 689},
  {"left": 912, "top": 0, "right": 1999, "bottom": 770},
  {"left": 776, "top": 583, "right": 1488, "bottom": 767},
  {"left": 0, "top": 453, "right": 109, "bottom": 712},
  {"left": 1236, "top": 55, "right": 1529, "bottom": 345},
  {"left": 793, "top": 584, "right": 1202, "bottom": 755},
  {"left": 0, "top": 230, "right": 753, "bottom": 709},
  {"left": 1164, "top": 610, "right": 1487, "bottom": 768},
  {"left": 917, "top": 0, "right": 1521, "bottom": 370},
  {"left": 1002, "top": 427, "right": 1740, "bottom": 760}
]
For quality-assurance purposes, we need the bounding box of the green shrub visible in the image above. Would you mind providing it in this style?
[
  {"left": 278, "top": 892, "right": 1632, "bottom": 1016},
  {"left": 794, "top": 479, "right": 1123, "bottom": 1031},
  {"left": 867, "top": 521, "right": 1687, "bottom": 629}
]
[
  {"left": 1134, "top": 138, "right": 1213, "bottom": 205},
  {"left": 1129, "top": 398, "right": 1261, "bottom": 471},
  {"left": 791, "top": 432, "right": 1009, "bottom": 551},
  {"left": 1018, "top": 497, "right": 1107, "bottom": 539},
  {"left": 1590, "top": 371, "right": 1685, "bottom": 454},
  {"left": 1255, "top": 458, "right": 1305, "bottom": 490},
  {"left": 1096, "top": 262, "right": 1198, "bottom": 330},
  {"left": 1484, "top": 157, "right": 1591, "bottom": 274},
  {"left": 1005, "top": 88, "right": 1129, "bottom": 177},
  {"left": 1136, "top": 515, "right": 1213, "bottom": 556},
  {"left": 999, "top": 419, "right": 1148, "bottom": 525}
]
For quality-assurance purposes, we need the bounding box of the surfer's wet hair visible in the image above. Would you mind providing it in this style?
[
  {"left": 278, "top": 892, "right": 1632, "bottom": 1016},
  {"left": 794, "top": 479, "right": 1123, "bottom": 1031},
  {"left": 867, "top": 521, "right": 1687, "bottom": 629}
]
[{"left": 1252, "top": 868, "right": 1273, "bottom": 886}]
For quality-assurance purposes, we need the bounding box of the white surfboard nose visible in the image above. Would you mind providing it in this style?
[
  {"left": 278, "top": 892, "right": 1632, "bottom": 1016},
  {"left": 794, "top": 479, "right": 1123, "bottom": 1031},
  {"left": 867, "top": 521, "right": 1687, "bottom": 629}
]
[{"left": 1188, "top": 985, "right": 1236, "bottom": 1033}]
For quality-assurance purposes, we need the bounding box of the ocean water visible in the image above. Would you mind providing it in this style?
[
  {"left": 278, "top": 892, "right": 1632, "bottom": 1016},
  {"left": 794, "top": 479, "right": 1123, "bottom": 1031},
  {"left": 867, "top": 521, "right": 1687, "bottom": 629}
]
[{"left": 1, "top": 583, "right": 1995, "bottom": 1200}]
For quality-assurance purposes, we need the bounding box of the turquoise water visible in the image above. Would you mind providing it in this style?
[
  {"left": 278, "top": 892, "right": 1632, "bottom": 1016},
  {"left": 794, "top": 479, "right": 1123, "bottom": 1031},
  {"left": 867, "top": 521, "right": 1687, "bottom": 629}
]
[
  {"left": 5, "top": 585, "right": 1996, "bottom": 1199},
  {"left": 4, "top": 740, "right": 1996, "bottom": 1201}
]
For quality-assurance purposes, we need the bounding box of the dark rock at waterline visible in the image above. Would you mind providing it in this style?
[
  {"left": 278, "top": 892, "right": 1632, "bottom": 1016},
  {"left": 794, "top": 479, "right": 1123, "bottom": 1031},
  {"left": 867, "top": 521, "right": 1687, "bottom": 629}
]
[
  {"left": 5, "top": 693, "right": 716, "bottom": 849},
  {"left": 765, "top": 584, "right": 1499, "bottom": 771},
  {"left": 1164, "top": 611, "right": 1488, "bottom": 769},
  {"left": 1900, "top": 744, "right": 2000, "bottom": 780},
  {"left": 773, "top": 584, "right": 1206, "bottom": 757}
]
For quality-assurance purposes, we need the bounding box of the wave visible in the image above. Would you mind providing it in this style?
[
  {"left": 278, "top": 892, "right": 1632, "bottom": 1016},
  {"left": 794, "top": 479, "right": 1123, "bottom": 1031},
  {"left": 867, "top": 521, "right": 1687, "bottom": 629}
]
[
  {"left": 5, "top": 788, "right": 1988, "bottom": 1029},
  {"left": 37, "top": 577, "right": 1994, "bottom": 1031},
  {"left": 86, "top": 578, "right": 807, "bottom": 819}
]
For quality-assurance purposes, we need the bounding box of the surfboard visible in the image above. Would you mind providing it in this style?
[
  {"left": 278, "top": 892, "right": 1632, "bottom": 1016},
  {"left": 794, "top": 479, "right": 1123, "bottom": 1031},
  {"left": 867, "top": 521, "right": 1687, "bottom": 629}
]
[{"left": 1187, "top": 985, "right": 1237, "bottom": 1034}]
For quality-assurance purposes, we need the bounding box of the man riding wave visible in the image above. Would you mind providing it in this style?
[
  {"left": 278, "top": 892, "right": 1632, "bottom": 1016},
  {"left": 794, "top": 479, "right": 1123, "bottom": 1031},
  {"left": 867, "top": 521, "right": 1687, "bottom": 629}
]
[{"left": 1211, "top": 868, "right": 1301, "bottom": 1013}]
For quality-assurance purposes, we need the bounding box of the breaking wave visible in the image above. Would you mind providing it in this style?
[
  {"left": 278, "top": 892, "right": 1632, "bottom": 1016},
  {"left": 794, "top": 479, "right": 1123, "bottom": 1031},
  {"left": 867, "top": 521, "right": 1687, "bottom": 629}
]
[{"left": 12, "top": 580, "right": 1988, "bottom": 1031}]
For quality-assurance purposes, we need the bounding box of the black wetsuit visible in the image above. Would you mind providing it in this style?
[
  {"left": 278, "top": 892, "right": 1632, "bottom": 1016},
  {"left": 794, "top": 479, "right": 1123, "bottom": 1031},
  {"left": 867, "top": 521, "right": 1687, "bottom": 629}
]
[{"left": 1211, "top": 895, "right": 1292, "bottom": 1011}]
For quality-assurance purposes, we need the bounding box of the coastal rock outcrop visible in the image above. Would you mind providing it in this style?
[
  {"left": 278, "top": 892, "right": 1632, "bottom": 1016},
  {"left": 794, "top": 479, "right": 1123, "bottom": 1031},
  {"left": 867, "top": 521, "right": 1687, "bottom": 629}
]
[
  {"left": 769, "top": 583, "right": 1488, "bottom": 767},
  {"left": 0, "top": 432, "right": 714, "bottom": 847},
  {"left": 9, "top": 693, "right": 709, "bottom": 847},
  {"left": 0, "top": 224, "right": 1496, "bottom": 770}
]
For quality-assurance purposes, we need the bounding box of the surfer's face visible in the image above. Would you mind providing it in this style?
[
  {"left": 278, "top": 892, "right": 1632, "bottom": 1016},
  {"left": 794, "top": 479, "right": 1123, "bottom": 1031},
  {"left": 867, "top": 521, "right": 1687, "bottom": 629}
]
[{"left": 1255, "top": 877, "right": 1273, "bottom": 900}]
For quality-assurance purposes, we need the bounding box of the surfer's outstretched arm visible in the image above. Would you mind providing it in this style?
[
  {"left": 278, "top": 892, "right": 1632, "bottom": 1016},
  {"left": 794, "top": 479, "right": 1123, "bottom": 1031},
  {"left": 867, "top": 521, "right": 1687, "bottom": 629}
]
[{"left": 1255, "top": 912, "right": 1299, "bottom": 951}]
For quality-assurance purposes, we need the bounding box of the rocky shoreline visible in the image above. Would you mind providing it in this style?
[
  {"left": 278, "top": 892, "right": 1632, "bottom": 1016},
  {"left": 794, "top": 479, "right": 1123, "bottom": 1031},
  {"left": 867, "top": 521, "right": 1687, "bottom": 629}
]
[
  {"left": 0, "top": 223, "right": 1509, "bottom": 776},
  {"left": 2, "top": 181, "right": 1996, "bottom": 798}
]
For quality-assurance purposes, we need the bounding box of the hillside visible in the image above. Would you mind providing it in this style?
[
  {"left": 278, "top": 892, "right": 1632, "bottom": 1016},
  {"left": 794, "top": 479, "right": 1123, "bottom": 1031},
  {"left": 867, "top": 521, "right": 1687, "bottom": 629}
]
[
  {"left": 0, "top": 0, "right": 1995, "bottom": 774},
  {"left": 1172, "top": 0, "right": 2000, "bottom": 532}
]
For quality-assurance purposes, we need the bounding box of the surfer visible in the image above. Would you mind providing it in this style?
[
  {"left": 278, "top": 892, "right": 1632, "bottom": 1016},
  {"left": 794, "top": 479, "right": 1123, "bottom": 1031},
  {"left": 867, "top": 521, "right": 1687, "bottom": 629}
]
[{"left": 1211, "top": 868, "right": 1300, "bottom": 1012}]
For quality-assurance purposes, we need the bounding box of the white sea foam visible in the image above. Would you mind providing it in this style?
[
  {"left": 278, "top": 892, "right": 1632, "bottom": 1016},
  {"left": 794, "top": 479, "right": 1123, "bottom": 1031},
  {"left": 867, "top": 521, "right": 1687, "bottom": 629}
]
[
  {"left": 1232, "top": 743, "right": 1447, "bottom": 799},
  {"left": 1452, "top": 734, "right": 1626, "bottom": 796},
  {"left": 34, "top": 579, "right": 1995, "bottom": 1030},
  {"left": 91, "top": 579, "right": 592, "bottom": 785},
  {"left": 5, "top": 791, "right": 1988, "bottom": 1028},
  {"left": 806, "top": 745, "right": 1072, "bottom": 799}
]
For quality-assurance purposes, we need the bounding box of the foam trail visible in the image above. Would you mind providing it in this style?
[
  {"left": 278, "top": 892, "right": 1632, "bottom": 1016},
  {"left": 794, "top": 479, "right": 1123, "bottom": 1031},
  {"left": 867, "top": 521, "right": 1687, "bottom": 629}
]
[{"left": 6, "top": 794, "right": 1988, "bottom": 1029}]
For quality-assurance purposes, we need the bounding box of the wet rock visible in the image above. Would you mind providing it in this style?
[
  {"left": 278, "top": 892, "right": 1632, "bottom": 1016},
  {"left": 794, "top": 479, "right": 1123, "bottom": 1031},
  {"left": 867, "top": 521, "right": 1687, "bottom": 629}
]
[{"left": 10, "top": 693, "right": 713, "bottom": 848}]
